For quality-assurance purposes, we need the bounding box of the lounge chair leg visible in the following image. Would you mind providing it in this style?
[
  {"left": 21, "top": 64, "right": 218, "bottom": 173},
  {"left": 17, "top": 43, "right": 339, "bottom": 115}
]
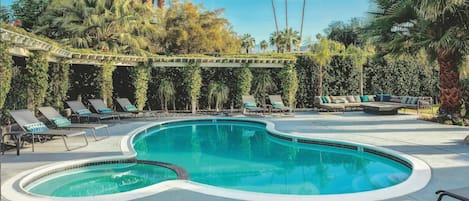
[
  {"left": 91, "top": 129, "right": 98, "bottom": 141},
  {"left": 62, "top": 136, "right": 70, "bottom": 151},
  {"left": 31, "top": 134, "right": 35, "bottom": 152},
  {"left": 105, "top": 127, "right": 110, "bottom": 138}
]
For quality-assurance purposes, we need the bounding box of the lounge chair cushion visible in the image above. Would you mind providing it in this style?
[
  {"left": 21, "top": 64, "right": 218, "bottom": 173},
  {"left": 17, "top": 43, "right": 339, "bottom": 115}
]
[
  {"left": 332, "top": 99, "right": 346, "bottom": 104},
  {"left": 272, "top": 102, "right": 284, "bottom": 108},
  {"left": 346, "top": 96, "right": 355, "bottom": 103},
  {"left": 354, "top": 95, "right": 362, "bottom": 103},
  {"left": 401, "top": 96, "right": 409, "bottom": 104},
  {"left": 244, "top": 102, "right": 257, "bottom": 108},
  {"left": 320, "top": 96, "right": 328, "bottom": 103},
  {"left": 411, "top": 97, "right": 419, "bottom": 104},
  {"left": 51, "top": 117, "right": 72, "bottom": 127},
  {"left": 360, "top": 96, "right": 369, "bottom": 102},
  {"left": 98, "top": 108, "right": 113, "bottom": 114},
  {"left": 325, "top": 96, "right": 332, "bottom": 104},
  {"left": 24, "top": 122, "right": 49, "bottom": 133},
  {"left": 77, "top": 109, "right": 92, "bottom": 115},
  {"left": 124, "top": 104, "right": 138, "bottom": 112},
  {"left": 367, "top": 95, "right": 376, "bottom": 102}
]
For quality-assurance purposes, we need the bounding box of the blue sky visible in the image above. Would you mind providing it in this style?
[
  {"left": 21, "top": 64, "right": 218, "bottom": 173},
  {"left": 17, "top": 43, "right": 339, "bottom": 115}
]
[
  {"left": 184, "top": 0, "right": 372, "bottom": 43},
  {"left": 1, "top": 0, "right": 372, "bottom": 44}
]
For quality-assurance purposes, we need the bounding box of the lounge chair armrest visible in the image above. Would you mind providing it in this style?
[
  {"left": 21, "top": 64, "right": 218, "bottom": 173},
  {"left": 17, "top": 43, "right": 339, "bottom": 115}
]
[{"left": 436, "top": 189, "right": 469, "bottom": 201}]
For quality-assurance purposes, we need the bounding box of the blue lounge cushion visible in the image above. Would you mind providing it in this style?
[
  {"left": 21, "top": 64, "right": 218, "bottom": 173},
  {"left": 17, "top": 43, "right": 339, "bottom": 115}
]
[
  {"left": 321, "top": 96, "right": 329, "bottom": 103},
  {"left": 272, "top": 102, "right": 284, "bottom": 108},
  {"left": 360, "top": 96, "right": 369, "bottom": 102},
  {"left": 124, "top": 104, "right": 138, "bottom": 112},
  {"left": 51, "top": 117, "right": 72, "bottom": 127},
  {"left": 376, "top": 94, "right": 392, "bottom": 101},
  {"left": 24, "top": 122, "right": 49, "bottom": 133},
  {"left": 244, "top": 102, "right": 257, "bottom": 108},
  {"left": 98, "top": 108, "right": 113, "bottom": 114},
  {"left": 76, "top": 109, "right": 92, "bottom": 115}
]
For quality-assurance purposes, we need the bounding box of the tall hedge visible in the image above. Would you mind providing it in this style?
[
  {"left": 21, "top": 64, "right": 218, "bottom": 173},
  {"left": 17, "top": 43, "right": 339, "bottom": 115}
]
[
  {"left": 279, "top": 63, "right": 298, "bottom": 108},
  {"left": 99, "top": 63, "right": 116, "bottom": 107},
  {"left": 132, "top": 63, "right": 150, "bottom": 110},
  {"left": 25, "top": 51, "right": 49, "bottom": 111},
  {"left": 0, "top": 41, "right": 12, "bottom": 110},
  {"left": 45, "top": 61, "right": 70, "bottom": 110},
  {"left": 236, "top": 64, "right": 253, "bottom": 107},
  {"left": 183, "top": 63, "right": 202, "bottom": 113}
]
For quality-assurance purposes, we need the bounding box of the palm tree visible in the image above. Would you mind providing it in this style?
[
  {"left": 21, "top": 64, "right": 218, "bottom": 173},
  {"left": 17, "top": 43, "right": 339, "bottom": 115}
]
[
  {"left": 0, "top": 6, "right": 9, "bottom": 22},
  {"left": 157, "top": 78, "right": 175, "bottom": 113},
  {"left": 269, "top": 31, "right": 283, "bottom": 53},
  {"left": 241, "top": 34, "right": 255, "bottom": 54},
  {"left": 260, "top": 40, "right": 269, "bottom": 53},
  {"left": 253, "top": 70, "right": 276, "bottom": 106},
  {"left": 208, "top": 82, "right": 230, "bottom": 112},
  {"left": 346, "top": 44, "right": 375, "bottom": 95},
  {"left": 282, "top": 28, "right": 300, "bottom": 52},
  {"left": 365, "top": 0, "right": 469, "bottom": 117},
  {"left": 312, "top": 35, "right": 345, "bottom": 96}
]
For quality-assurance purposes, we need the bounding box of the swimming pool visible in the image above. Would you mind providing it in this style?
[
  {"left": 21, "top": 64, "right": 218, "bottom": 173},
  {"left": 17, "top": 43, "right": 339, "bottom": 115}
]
[
  {"left": 2, "top": 118, "right": 431, "bottom": 201},
  {"left": 133, "top": 120, "right": 410, "bottom": 195}
]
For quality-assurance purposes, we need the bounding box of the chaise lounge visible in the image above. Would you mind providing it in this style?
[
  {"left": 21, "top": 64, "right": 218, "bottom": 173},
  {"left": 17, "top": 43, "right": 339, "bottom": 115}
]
[
  {"left": 242, "top": 95, "right": 265, "bottom": 115},
  {"left": 66, "top": 100, "right": 118, "bottom": 123},
  {"left": 38, "top": 106, "right": 110, "bottom": 141},
  {"left": 9, "top": 109, "right": 88, "bottom": 151}
]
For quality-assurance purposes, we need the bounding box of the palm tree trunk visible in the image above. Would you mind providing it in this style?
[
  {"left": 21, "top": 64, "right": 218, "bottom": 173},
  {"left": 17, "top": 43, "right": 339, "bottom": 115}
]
[
  {"left": 299, "top": 0, "right": 306, "bottom": 45},
  {"left": 318, "top": 65, "right": 323, "bottom": 96},
  {"left": 360, "top": 66, "right": 363, "bottom": 96},
  {"left": 437, "top": 50, "right": 461, "bottom": 117},
  {"left": 271, "top": 0, "right": 279, "bottom": 34}
]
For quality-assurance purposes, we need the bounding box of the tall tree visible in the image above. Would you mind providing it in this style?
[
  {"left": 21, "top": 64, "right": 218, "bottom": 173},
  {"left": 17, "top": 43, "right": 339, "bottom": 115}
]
[
  {"left": 36, "top": 0, "right": 159, "bottom": 55},
  {"left": 241, "top": 34, "right": 255, "bottom": 54},
  {"left": 282, "top": 28, "right": 301, "bottom": 52},
  {"left": 312, "top": 35, "right": 345, "bottom": 96},
  {"left": 269, "top": 31, "right": 283, "bottom": 53},
  {"left": 365, "top": 0, "right": 469, "bottom": 117},
  {"left": 11, "top": 0, "right": 49, "bottom": 31},
  {"left": 325, "top": 18, "right": 363, "bottom": 47},
  {"left": 260, "top": 40, "right": 269, "bottom": 53},
  {"left": 0, "top": 6, "right": 10, "bottom": 22}
]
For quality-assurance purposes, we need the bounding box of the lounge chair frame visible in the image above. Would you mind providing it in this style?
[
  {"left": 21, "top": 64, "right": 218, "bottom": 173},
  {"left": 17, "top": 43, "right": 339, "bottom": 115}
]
[
  {"left": 436, "top": 188, "right": 469, "bottom": 201},
  {"left": 115, "top": 98, "right": 157, "bottom": 118},
  {"left": 241, "top": 95, "right": 265, "bottom": 115},
  {"left": 268, "top": 95, "right": 293, "bottom": 113},
  {"left": 66, "top": 100, "right": 117, "bottom": 123},
  {"left": 88, "top": 99, "right": 133, "bottom": 119},
  {"left": 38, "top": 106, "right": 110, "bottom": 141},
  {"left": 9, "top": 110, "right": 88, "bottom": 151}
]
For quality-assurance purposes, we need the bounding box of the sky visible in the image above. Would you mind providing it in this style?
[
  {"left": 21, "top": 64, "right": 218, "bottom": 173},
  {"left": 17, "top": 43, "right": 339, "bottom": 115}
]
[{"left": 1, "top": 0, "right": 372, "bottom": 44}]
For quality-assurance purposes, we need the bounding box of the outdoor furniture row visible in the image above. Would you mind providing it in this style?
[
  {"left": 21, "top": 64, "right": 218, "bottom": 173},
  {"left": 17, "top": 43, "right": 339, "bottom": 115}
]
[
  {"left": 315, "top": 94, "right": 433, "bottom": 114},
  {"left": 241, "top": 95, "right": 293, "bottom": 115}
]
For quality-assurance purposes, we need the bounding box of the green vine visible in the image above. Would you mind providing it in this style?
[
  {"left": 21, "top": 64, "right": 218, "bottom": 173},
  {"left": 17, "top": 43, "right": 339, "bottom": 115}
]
[
  {"left": 25, "top": 51, "right": 49, "bottom": 112},
  {"left": 183, "top": 63, "right": 202, "bottom": 114},
  {"left": 0, "top": 40, "right": 12, "bottom": 110},
  {"left": 45, "top": 60, "right": 70, "bottom": 110},
  {"left": 132, "top": 63, "right": 150, "bottom": 110},
  {"left": 236, "top": 64, "right": 253, "bottom": 106},
  {"left": 279, "top": 63, "right": 299, "bottom": 108},
  {"left": 99, "top": 63, "right": 116, "bottom": 107}
]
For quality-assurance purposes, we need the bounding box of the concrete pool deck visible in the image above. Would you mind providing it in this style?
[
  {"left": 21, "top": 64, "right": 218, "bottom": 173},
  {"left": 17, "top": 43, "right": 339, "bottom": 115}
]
[{"left": 1, "top": 111, "right": 469, "bottom": 201}]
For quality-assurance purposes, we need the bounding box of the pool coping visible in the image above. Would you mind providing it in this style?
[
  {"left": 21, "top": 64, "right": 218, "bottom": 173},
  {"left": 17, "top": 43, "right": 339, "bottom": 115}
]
[{"left": 1, "top": 117, "right": 432, "bottom": 201}]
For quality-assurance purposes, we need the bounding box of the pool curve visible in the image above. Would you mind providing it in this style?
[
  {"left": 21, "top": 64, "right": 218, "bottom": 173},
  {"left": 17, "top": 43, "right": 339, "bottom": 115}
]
[{"left": 2, "top": 118, "right": 432, "bottom": 201}]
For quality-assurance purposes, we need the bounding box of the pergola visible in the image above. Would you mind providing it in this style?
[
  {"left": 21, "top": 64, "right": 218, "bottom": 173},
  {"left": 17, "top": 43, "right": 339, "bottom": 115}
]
[{"left": 0, "top": 28, "right": 295, "bottom": 68}]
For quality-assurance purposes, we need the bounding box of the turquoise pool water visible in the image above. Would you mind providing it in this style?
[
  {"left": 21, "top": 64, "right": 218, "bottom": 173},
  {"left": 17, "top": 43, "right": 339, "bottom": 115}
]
[
  {"left": 27, "top": 163, "right": 177, "bottom": 197},
  {"left": 133, "top": 120, "right": 411, "bottom": 195}
]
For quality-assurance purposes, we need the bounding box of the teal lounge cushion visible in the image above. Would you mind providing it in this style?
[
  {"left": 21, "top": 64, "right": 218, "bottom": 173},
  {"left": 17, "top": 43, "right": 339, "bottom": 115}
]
[
  {"left": 272, "top": 102, "right": 284, "bottom": 108},
  {"left": 51, "top": 117, "right": 72, "bottom": 127},
  {"left": 401, "top": 96, "right": 408, "bottom": 104},
  {"left": 76, "top": 109, "right": 92, "bottom": 115},
  {"left": 411, "top": 97, "right": 419, "bottom": 104},
  {"left": 244, "top": 102, "right": 257, "bottom": 108},
  {"left": 98, "top": 108, "right": 113, "bottom": 114},
  {"left": 360, "top": 96, "right": 369, "bottom": 102},
  {"left": 320, "top": 96, "right": 328, "bottom": 103},
  {"left": 24, "top": 122, "right": 49, "bottom": 133},
  {"left": 124, "top": 104, "right": 138, "bottom": 112}
]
